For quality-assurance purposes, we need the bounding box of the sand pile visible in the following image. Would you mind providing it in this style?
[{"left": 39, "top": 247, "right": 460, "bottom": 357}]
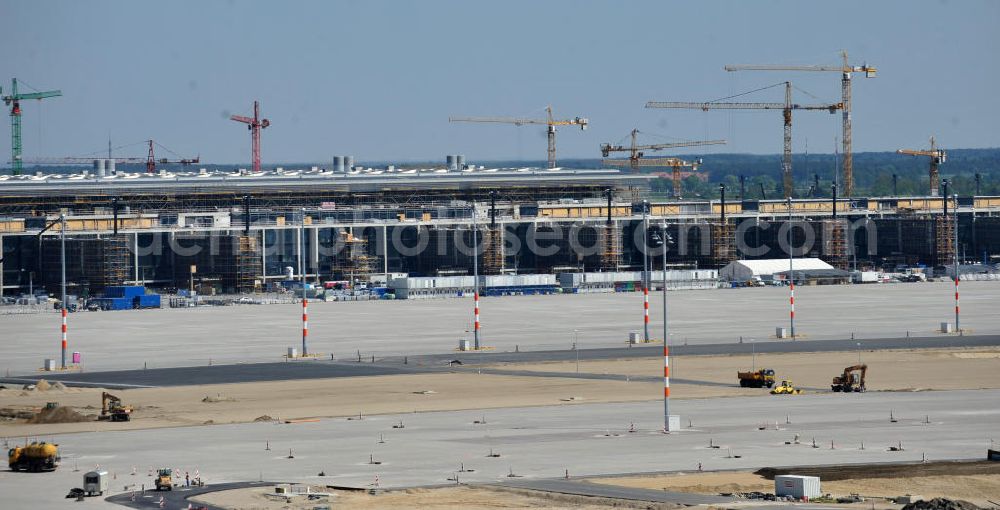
[
  {"left": 253, "top": 415, "right": 274, "bottom": 422},
  {"left": 202, "top": 395, "right": 237, "bottom": 403},
  {"left": 34, "top": 380, "right": 51, "bottom": 391},
  {"left": 27, "top": 406, "right": 91, "bottom": 424}
]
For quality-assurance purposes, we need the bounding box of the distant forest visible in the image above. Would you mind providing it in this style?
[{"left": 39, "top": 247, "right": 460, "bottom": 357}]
[
  {"left": 12, "top": 148, "right": 1000, "bottom": 199},
  {"left": 537, "top": 148, "right": 1000, "bottom": 199}
]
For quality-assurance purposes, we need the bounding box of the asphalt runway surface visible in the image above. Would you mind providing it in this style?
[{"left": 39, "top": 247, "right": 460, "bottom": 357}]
[
  {"left": 3, "top": 334, "right": 997, "bottom": 388},
  {"left": 5, "top": 389, "right": 997, "bottom": 509},
  {"left": 4, "top": 281, "right": 999, "bottom": 374}
]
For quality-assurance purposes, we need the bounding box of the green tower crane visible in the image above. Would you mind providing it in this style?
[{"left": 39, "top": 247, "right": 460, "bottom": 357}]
[{"left": 2, "top": 78, "right": 62, "bottom": 175}]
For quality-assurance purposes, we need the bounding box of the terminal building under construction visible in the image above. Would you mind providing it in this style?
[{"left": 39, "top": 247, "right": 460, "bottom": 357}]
[{"left": 1, "top": 164, "right": 999, "bottom": 296}]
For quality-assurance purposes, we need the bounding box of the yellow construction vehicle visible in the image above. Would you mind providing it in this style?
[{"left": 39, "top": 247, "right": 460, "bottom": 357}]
[
  {"left": 832, "top": 364, "right": 867, "bottom": 392},
  {"left": 8, "top": 441, "right": 60, "bottom": 471},
  {"left": 98, "top": 392, "right": 132, "bottom": 422},
  {"left": 738, "top": 368, "right": 776, "bottom": 388},
  {"left": 154, "top": 468, "right": 173, "bottom": 491},
  {"left": 770, "top": 380, "right": 803, "bottom": 395}
]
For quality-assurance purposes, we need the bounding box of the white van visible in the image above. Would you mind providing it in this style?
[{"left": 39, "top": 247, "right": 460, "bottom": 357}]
[{"left": 84, "top": 470, "right": 109, "bottom": 496}]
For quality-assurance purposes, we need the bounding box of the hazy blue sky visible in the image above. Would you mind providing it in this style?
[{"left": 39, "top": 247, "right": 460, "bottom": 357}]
[{"left": 2, "top": 0, "right": 998, "bottom": 166}]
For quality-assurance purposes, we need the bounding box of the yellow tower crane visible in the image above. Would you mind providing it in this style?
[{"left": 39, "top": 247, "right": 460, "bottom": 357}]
[
  {"left": 449, "top": 106, "right": 588, "bottom": 168},
  {"left": 898, "top": 136, "right": 946, "bottom": 196},
  {"left": 646, "top": 82, "right": 841, "bottom": 199},
  {"left": 600, "top": 130, "right": 726, "bottom": 198},
  {"left": 603, "top": 156, "right": 702, "bottom": 199},
  {"left": 725, "top": 51, "right": 877, "bottom": 197}
]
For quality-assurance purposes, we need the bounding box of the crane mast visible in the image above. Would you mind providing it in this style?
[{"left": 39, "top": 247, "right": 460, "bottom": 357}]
[
  {"left": 604, "top": 156, "right": 702, "bottom": 199},
  {"left": 230, "top": 100, "right": 270, "bottom": 173},
  {"left": 600, "top": 129, "right": 724, "bottom": 171},
  {"left": 449, "top": 105, "right": 588, "bottom": 168},
  {"left": 725, "top": 51, "right": 877, "bottom": 197},
  {"left": 646, "top": 82, "right": 841, "bottom": 198},
  {"left": 2, "top": 78, "right": 62, "bottom": 175},
  {"left": 898, "top": 136, "right": 946, "bottom": 196}
]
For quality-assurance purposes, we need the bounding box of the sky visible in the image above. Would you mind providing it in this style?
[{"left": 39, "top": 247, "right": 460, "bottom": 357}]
[{"left": 2, "top": 0, "right": 999, "bottom": 166}]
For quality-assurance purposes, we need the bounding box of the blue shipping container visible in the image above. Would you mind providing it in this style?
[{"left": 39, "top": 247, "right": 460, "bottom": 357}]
[
  {"left": 135, "top": 295, "right": 160, "bottom": 309},
  {"left": 94, "top": 297, "right": 132, "bottom": 311},
  {"left": 104, "top": 286, "right": 146, "bottom": 299}
]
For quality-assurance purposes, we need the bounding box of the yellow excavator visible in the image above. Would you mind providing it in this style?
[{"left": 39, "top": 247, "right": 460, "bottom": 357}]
[
  {"left": 770, "top": 380, "right": 803, "bottom": 395},
  {"left": 832, "top": 364, "right": 867, "bottom": 392},
  {"left": 98, "top": 392, "right": 132, "bottom": 422}
]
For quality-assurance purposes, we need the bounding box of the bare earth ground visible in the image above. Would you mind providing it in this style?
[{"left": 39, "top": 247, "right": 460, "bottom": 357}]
[
  {"left": 0, "top": 372, "right": 655, "bottom": 436},
  {"left": 590, "top": 462, "right": 1000, "bottom": 508},
  {"left": 191, "top": 485, "right": 678, "bottom": 510},
  {"left": 2, "top": 347, "right": 999, "bottom": 436},
  {"left": 499, "top": 347, "right": 1000, "bottom": 392}
]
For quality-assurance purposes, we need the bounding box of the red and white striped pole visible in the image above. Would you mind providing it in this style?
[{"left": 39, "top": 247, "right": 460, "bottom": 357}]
[
  {"left": 953, "top": 193, "right": 960, "bottom": 331},
  {"left": 474, "top": 291, "right": 481, "bottom": 347},
  {"left": 301, "top": 297, "right": 308, "bottom": 356},
  {"left": 789, "top": 281, "right": 795, "bottom": 337},
  {"left": 954, "top": 276, "right": 960, "bottom": 330},
  {"left": 61, "top": 307, "right": 68, "bottom": 368},
  {"left": 663, "top": 344, "right": 670, "bottom": 431},
  {"left": 643, "top": 286, "right": 650, "bottom": 340}
]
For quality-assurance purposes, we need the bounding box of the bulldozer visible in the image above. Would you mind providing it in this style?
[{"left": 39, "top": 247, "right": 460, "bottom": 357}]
[
  {"left": 98, "top": 392, "right": 132, "bottom": 422},
  {"left": 832, "top": 364, "right": 867, "bottom": 392},
  {"left": 770, "top": 380, "right": 803, "bottom": 395}
]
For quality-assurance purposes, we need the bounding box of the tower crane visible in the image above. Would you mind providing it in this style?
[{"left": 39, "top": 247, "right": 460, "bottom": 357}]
[
  {"left": 449, "top": 105, "right": 588, "bottom": 168},
  {"left": 725, "top": 51, "right": 877, "bottom": 197},
  {"left": 22, "top": 140, "right": 199, "bottom": 173},
  {"left": 603, "top": 156, "right": 702, "bottom": 199},
  {"left": 2, "top": 78, "right": 62, "bottom": 175},
  {"left": 646, "top": 82, "right": 841, "bottom": 199},
  {"left": 600, "top": 129, "right": 726, "bottom": 172},
  {"left": 230, "top": 100, "right": 270, "bottom": 173},
  {"left": 897, "top": 136, "right": 946, "bottom": 196}
]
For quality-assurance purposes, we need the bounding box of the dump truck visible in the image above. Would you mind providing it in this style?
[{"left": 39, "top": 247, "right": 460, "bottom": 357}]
[
  {"left": 8, "top": 441, "right": 60, "bottom": 471},
  {"left": 770, "top": 380, "right": 803, "bottom": 395},
  {"left": 98, "top": 392, "right": 132, "bottom": 422},
  {"left": 155, "top": 468, "right": 173, "bottom": 491},
  {"left": 832, "top": 364, "right": 867, "bottom": 392},
  {"left": 737, "top": 368, "right": 775, "bottom": 388}
]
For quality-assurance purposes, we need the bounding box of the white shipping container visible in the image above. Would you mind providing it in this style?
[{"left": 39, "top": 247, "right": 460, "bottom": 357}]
[{"left": 774, "top": 475, "right": 820, "bottom": 499}]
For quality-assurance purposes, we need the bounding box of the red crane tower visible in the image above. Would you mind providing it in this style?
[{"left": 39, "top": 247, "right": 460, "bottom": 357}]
[{"left": 230, "top": 100, "right": 270, "bottom": 173}]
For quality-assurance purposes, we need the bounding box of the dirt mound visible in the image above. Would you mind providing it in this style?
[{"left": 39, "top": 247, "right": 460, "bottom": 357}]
[
  {"left": 34, "top": 379, "right": 51, "bottom": 391},
  {"left": 50, "top": 382, "right": 67, "bottom": 391},
  {"left": 201, "top": 395, "right": 236, "bottom": 403},
  {"left": 903, "top": 498, "right": 981, "bottom": 510},
  {"left": 253, "top": 415, "right": 274, "bottom": 422},
  {"left": 27, "top": 406, "right": 91, "bottom": 424}
]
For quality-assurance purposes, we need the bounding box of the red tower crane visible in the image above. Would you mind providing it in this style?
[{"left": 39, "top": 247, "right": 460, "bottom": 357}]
[{"left": 230, "top": 100, "right": 270, "bottom": 173}]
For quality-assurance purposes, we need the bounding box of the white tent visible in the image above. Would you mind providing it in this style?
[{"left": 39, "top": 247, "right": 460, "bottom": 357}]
[{"left": 721, "top": 258, "right": 834, "bottom": 281}]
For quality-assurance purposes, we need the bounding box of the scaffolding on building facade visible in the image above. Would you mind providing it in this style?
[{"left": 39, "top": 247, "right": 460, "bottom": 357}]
[
  {"left": 822, "top": 219, "right": 850, "bottom": 270},
  {"left": 331, "top": 231, "right": 378, "bottom": 286},
  {"left": 709, "top": 222, "right": 735, "bottom": 268},
  {"left": 935, "top": 216, "right": 955, "bottom": 266},
  {"left": 481, "top": 227, "right": 505, "bottom": 275}
]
